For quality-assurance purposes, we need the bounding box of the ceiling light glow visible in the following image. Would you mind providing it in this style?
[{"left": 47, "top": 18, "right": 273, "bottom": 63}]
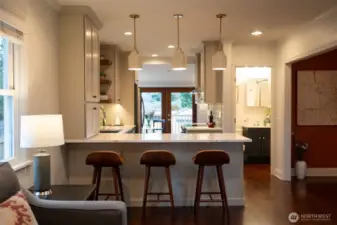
[
  {"left": 251, "top": 30, "right": 263, "bottom": 36},
  {"left": 168, "top": 45, "right": 175, "bottom": 49},
  {"left": 152, "top": 54, "right": 158, "bottom": 57},
  {"left": 124, "top": 32, "right": 132, "bottom": 36}
]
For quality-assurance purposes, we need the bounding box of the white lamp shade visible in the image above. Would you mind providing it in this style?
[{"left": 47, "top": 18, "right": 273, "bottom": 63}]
[
  {"left": 20, "top": 115, "right": 65, "bottom": 148},
  {"left": 128, "top": 50, "right": 142, "bottom": 71},
  {"left": 212, "top": 50, "right": 227, "bottom": 70},
  {"left": 172, "top": 48, "right": 187, "bottom": 70}
]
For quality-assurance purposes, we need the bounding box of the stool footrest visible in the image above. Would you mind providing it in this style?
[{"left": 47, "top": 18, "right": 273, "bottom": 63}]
[
  {"left": 200, "top": 199, "right": 226, "bottom": 203},
  {"left": 146, "top": 200, "right": 172, "bottom": 203},
  {"left": 147, "top": 192, "right": 171, "bottom": 195},
  {"left": 98, "top": 193, "right": 120, "bottom": 196},
  {"left": 200, "top": 192, "right": 221, "bottom": 195}
]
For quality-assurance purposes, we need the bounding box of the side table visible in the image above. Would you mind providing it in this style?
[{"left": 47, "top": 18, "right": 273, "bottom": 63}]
[{"left": 29, "top": 185, "right": 95, "bottom": 201}]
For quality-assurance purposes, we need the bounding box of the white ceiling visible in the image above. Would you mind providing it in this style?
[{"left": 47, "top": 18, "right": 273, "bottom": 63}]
[
  {"left": 137, "top": 64, "right": 195, "bottom": 87},
  {"left": 57, "top": 0, "right": 337, "bottom": 56}
]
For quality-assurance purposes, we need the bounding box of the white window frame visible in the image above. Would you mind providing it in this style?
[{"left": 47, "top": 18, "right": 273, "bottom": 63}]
[
  {"left": 0, "top": 37, "right": 19, "bottom": 165},
  {"left": 0, "top": 10, "right": 29, "bottom": 169}
]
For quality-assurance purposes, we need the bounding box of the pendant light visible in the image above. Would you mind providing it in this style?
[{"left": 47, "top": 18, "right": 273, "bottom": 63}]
[
  {"left": 128, "top": 14, "right": 142, "bottom": 71},
  {"left": 172, "top": 14, "right": 187, "bottom": 71},
  {"left": 212, "top": 14, "right": 227, "bottom": 71}
]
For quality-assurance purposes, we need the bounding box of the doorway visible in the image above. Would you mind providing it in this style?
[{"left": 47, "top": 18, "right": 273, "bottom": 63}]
[
  {"left": 140, "top": 88, "right": 196, "bottom": 133},
  {"left": 235, "top": 67, "right": 272, "bottom": 167}
]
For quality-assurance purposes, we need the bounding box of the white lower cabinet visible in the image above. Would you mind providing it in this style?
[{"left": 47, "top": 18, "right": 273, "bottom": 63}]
[{"left": 86, "top": 103, "right": 100, "bottom": 138}]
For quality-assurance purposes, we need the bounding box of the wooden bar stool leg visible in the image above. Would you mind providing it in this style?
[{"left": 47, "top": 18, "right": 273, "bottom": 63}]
[
  {"left": 94, "top": 167, "right": 102, "bottom": 200},
  {"left": 142, "top": 166, "right": 151, "bottom": 216},
  {"left": 216, "top": 165, "right": 230, "bottom": 224},
  {"left": 194, "top": 165, "right": 204, "bottom": 214},
  {"left": 115, "top": 167, "right": 124, "bottom": 201},
  {"left": 113, "top": 168, "right": 120, "bottom": 200},
  {"left": 165, "top": 167, "right": 175, "bottom": 209},
  {"left": 92, "top": 167, "right": 98, "bottom": 184}
]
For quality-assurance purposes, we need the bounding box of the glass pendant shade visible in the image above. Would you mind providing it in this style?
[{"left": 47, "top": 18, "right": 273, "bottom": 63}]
[
  {"left": 212, "top": 50, "right": 227, "bottom": 70},
  {"left": 128, "top": 49, "right": 142, "bottom": 71},
  {"left": 172, "top": 48, "right": 187, "bottom": 70}
]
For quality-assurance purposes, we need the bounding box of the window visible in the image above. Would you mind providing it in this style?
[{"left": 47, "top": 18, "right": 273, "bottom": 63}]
[{"left": 0, "top": 36, "right": 16, "bottom": 161}]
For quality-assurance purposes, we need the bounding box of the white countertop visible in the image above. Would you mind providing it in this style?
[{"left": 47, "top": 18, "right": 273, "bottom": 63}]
[
  {"left": 185, "top": 126, "right": 223, "bottom": 131},
  {"left": 100, "top": 125, "right": 135, "bottom": 133},
  {"left": 66, "top": 133, "right": 251, "bottom": 143}
]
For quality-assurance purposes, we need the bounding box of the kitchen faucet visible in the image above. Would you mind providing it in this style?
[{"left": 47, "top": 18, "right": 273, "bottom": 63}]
[{"left": 100, "top": 106, "right": 107, "bottom": 126}]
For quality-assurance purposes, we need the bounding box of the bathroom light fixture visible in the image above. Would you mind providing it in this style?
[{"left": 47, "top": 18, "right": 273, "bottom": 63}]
[
  {"left": 152, "top": 54, "right": 158, "bottom": 57},
  {"left": 212, "top": 14, "right": 227, "bottom": 71},
  {"left": 251, "top": 30, "right": 263, "bottom": 36},
  {"left": 128, "top": 14, "right": 142, "bottom": 71},
  {"left": 124, "top": 31, "right": 132, "bottom": 36},
  {"left": 172, "top": 14, "right": 187, "bottom": 71},
  {"left": 168, "top": 45, "right": 175, "bottom": 49}
]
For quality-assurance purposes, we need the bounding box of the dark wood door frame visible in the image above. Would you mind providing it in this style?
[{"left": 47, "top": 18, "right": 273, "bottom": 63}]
[{"left": 139, "top": 87, "right": 197, "bottom": 133}]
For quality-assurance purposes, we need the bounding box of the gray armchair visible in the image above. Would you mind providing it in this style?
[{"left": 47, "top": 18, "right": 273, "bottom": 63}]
[{"left": 0, "top": 162, "right": 127, "bottom": 225}]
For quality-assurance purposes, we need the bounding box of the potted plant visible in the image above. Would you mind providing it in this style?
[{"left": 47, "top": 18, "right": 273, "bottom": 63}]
[{"left": 295, "top": 141, "right": 308, "bottom": 180}]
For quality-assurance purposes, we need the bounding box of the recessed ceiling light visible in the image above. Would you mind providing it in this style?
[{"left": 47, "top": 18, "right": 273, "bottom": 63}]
[
  {"left": 124, "top": 32, "right": 132, "bottom": 36},
  {"left": 152, "top": 54, "right": 158, "bottom": 57},
  {"left": 251, "top": 30, "right": 263, "bottom": 36},
  {"left": 168, "top": 45, "right": 175, "bottom": 49}
]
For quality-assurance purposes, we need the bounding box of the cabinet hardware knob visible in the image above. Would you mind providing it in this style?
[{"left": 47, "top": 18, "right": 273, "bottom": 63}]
[
  {"left": 93, "top": 96, "right": 97, "bottom": 98},
  {"left": 93, "top": 107, "right": 97, "bottom": 110}
]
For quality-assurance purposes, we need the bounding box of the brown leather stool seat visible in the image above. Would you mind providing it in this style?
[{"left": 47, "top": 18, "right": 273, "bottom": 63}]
[
  {"left": 193, "top": 150, "right": 230, "bottom": 165},
  {"left": 86, "top": 151, "right": 123, "bottom": 167},
  {"left": 193, "top": 150, "right": 230, "bottom": 223},
  {"left": 85, "top": 151, "right": 124, "bottom": 201},
  {"left": 140, "top": 150, "right": 176, "bottom": 216},
  {"left": 140, "top": 150, "right": 176, "bottom": 167}
]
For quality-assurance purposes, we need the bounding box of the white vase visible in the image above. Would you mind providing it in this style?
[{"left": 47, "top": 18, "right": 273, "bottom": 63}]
[{"left": 296, "top": 161, "right": 307, "bottom": 180}]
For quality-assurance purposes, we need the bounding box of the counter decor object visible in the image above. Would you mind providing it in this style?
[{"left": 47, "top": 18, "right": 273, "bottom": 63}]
[
  {"left": 207, "top": 111, "right": 216, "bottom": 128},
  {"left": 295, "top": 141, "right": 308, "bottom": 180},
  {"left": 20, "top": 115, "right": 65, "bottom": 196}
]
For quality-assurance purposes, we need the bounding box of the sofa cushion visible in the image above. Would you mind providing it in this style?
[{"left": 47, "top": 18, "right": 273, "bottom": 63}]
[
  {"left": 0, "top": 162, "right": 21, "bottom": 203},
  {"left": 0, "top": 190, "right": 38, "bottom": 225}
]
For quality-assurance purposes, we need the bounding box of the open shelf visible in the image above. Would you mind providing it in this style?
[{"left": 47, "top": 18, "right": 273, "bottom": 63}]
[
  {"left": 100, "top": 99, "right": 113, "bottom": 104},
  {"left": 100, "top": 59, "right": 112, "bottom": 66},
  {"left": 100, "top": 79, "right": 112, "bottom": 85}
]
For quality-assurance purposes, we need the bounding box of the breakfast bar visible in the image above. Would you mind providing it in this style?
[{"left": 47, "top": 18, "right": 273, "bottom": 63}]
[{"left": 63, "top": 133, "right": 251, "bottom": 207}]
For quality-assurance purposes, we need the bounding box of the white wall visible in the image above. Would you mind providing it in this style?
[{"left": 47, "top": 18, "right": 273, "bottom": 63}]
[
  {"left": 232, "top": 42, "right": 277, "bottom": 67},
  {"left": 1, "top": 0, "right": 64, "bottom": 188},
  {"left": 274, "top": 6, "right": 337, "bottom": 180}
]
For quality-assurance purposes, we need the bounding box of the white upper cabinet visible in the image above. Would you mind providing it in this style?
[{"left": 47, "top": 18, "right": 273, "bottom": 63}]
[
  {"left": 197, "top": 41, "right": 223, "bottom": 104},
  {"left": 85, "top": 17, "right": 100, "bottom": 102},
  {"left": 59, "top": 6, "right": 102, "bottom": 139}
]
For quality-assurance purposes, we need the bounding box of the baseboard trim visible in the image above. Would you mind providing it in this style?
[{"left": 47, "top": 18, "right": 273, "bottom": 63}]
[
  {"left": 291, "top": 168, "right": 337, "bottom": 177},
  {"left": 127, "top": 198, "right": 245, "bottom": 207},
  {"left": 274, "top": 168, "right": 284, "bottom": 180}
]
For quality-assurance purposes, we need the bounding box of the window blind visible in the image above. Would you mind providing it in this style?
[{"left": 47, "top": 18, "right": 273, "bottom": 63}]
[{"left": 0, "top": 20, "right": 23, "bottom": 42}]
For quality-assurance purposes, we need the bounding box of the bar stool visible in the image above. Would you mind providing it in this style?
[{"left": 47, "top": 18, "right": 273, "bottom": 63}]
[
  {"left": 140, "top": 150, "right": 176, "bottom": 215},
  {"left": 86, "top": 151, "right": 124, "bottom": 201},
  {"left": 193, "top": 150, "right": 230, "bottom": 219}
]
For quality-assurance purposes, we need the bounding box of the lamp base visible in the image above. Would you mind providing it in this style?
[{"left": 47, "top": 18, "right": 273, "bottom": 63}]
[
  {"left": 33, "top": 149, "right": 51, "bottom": 195},
  {"left": 33, "top": 189, "right": 52, "bottom": 197}
]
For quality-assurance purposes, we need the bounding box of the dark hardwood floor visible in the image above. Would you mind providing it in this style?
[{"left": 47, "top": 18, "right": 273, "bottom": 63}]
[{"left": 128, "top": 165, "right": 337, "bottom": 225}]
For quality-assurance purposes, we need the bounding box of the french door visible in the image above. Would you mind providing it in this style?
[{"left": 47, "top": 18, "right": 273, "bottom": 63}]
[{"left": 140, "top": 88, "right": 196, "bottom": 133}]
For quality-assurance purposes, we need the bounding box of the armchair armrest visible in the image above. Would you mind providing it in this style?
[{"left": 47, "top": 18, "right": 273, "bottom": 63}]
[{"left": 23, "top": 189, "right": 127, "bottom": 225}]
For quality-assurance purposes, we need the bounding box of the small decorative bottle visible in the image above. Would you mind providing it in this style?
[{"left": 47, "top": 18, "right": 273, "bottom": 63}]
[{"left": 208, "top": 111, "right": 216, "bottom": 128}]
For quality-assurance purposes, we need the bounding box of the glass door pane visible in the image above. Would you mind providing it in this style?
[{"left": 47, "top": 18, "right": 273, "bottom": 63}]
[
  {"left": 140, "top": 92, "right": 165, "bottom": 133},
  {"left": 170, "top": 91, "right": 193, "bottom": 134}
]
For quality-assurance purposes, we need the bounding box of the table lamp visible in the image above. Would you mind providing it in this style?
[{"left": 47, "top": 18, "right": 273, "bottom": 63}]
[{"left": 20, "top": 115, "right": 64, "bottom": 196}]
